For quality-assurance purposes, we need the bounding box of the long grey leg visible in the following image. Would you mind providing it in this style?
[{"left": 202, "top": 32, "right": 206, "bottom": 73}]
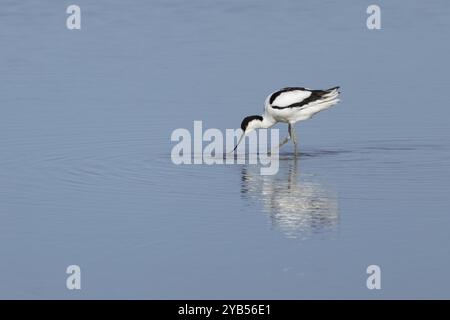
[
  {"left": 290, "top": 124, "right": 298, "bottom": 155},
  {"left": 276, "top": 124, "right": 291, "bottom": 149},
  {"left": 291, "top": 125, "right": 297, "bottom": 146}
]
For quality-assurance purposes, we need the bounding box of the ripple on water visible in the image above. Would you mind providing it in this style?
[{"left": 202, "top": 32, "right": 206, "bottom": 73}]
[{"left": 1, "top": 134, "right": 448, "bottom": 213}]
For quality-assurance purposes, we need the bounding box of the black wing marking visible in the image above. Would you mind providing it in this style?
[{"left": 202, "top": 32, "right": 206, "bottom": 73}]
[
  {"left": 271, "top": 86, "right": 339, "bottom": 110},
  {"left": 269, "top": 87, "right": 307, "bottom": 105}
]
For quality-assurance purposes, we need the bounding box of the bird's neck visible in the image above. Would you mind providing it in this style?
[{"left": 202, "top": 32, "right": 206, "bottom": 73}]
[{"left": 260, "top": 115, "right": 276, "bottom": 129}]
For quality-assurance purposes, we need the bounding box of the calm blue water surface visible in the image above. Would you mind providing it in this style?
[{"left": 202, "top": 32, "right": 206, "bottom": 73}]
[{"left": 0, "top": 0, "right": 449, "bottom": 298}]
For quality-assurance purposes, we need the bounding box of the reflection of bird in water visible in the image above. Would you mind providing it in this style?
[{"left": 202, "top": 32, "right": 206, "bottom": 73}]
[{"left": 240, "top": 158, "right": 339, "bottom": 239}]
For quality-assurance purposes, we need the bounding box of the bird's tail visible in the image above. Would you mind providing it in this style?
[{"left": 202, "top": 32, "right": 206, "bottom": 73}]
[
  {"left": 319, "top": 86, "right": 340, "bottom": 103},
  {"left": 325, "top": 86, "right": 340, "bottom": 96},
  {"left": 327, "top": 86, "right": 340, "bottom": 92},
  {"left": 310, "top": 86, "right": 340, "bottom": 111}
]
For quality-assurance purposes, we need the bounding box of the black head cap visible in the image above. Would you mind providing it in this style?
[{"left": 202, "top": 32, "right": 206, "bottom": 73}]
[{"left": 240, "top": 115, "right": 263, "bottom": 131}]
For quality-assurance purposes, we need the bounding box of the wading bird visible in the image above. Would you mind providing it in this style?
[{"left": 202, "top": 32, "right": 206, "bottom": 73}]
[{"left": 231, "top": 86, "right": 340, "bottom": 153}]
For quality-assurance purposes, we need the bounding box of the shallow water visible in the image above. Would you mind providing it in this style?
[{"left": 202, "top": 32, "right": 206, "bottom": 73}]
[{"left": 1, "top": 0, "right": 450, "bottom": 299}]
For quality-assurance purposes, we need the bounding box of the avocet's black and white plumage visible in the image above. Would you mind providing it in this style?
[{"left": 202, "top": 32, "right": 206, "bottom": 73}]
[{"left": 232, "top": 86, "right": 340, "bottom": 152}]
